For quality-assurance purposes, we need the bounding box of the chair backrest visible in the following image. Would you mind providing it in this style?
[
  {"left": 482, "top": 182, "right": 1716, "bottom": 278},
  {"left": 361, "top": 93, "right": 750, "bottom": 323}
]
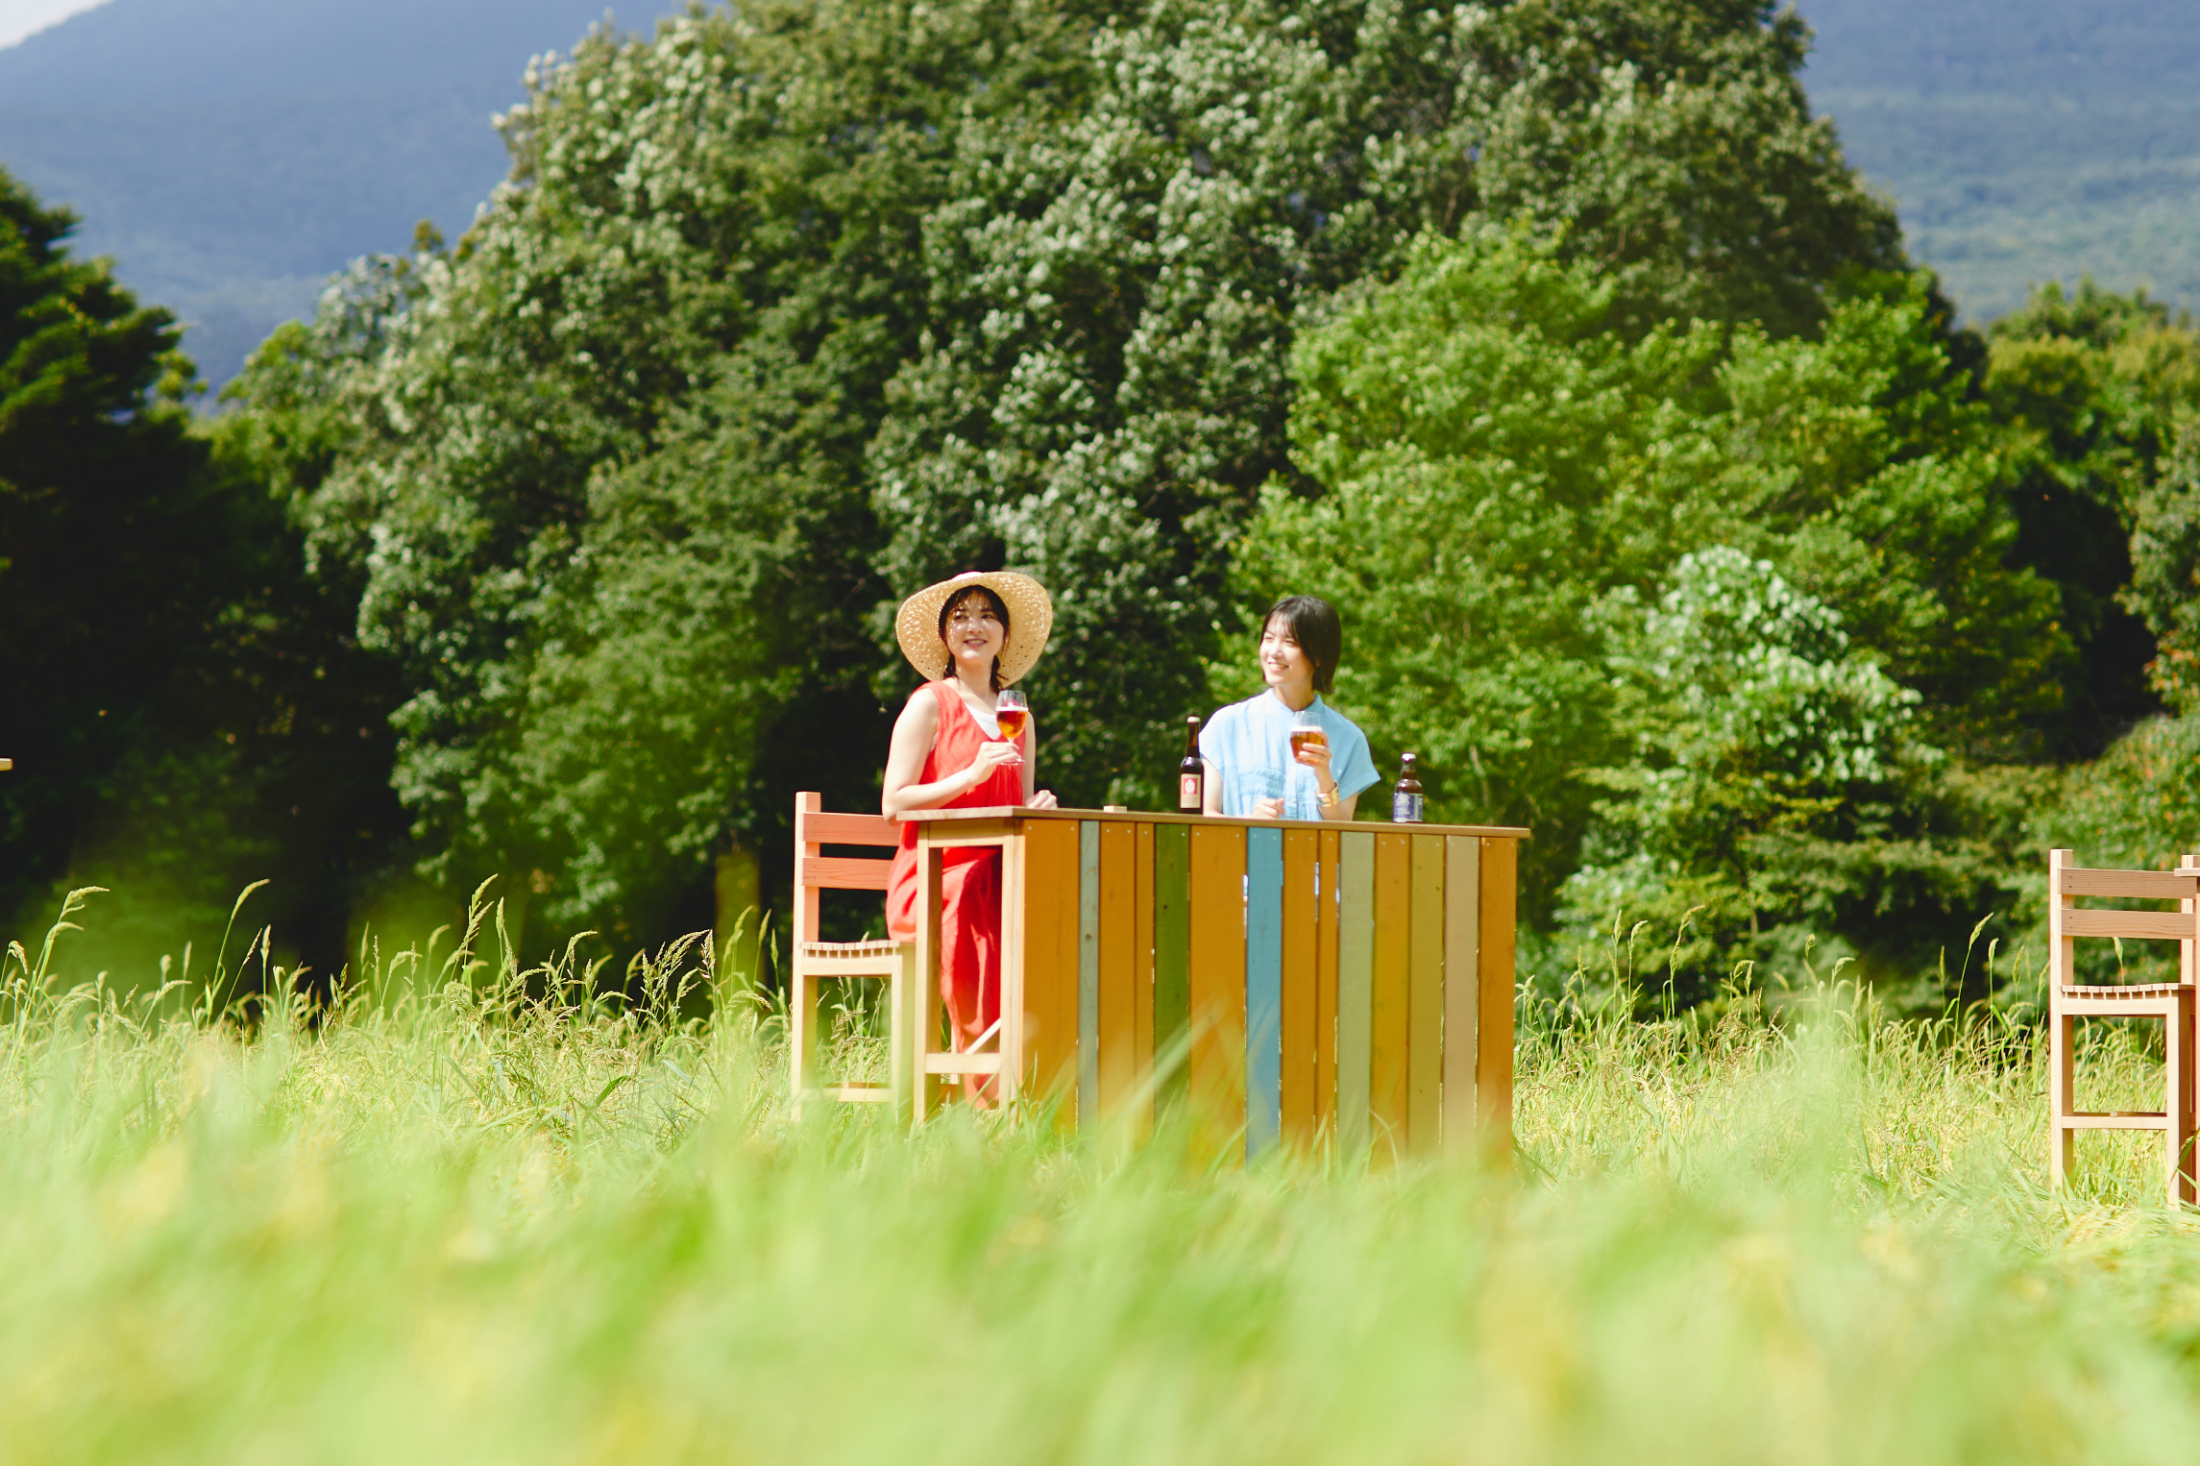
[
  {"left": 794, "top": 791, "right": 901, "bottom": 948},
  {"left": 2048, "top": 849, "right": 2200, "bottom": 986}
]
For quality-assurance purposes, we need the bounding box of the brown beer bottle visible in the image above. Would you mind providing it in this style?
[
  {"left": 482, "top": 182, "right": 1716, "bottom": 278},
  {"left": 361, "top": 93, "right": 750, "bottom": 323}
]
[
  {"left": 1392, "top": 753, "right": 1425, "bottom": 823},
  {"left": 1178, "top": 716, "right": 1204, "bottom": 811}
]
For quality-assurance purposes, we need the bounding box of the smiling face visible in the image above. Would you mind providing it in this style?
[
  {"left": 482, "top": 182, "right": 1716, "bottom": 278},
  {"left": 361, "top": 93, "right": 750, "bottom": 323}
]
[
  {"left": 939, "top": 587, "right": 1009, "bottom": 683},
  {"left": 1259, "top": 615, "right": 1316, "bottom": 698}
]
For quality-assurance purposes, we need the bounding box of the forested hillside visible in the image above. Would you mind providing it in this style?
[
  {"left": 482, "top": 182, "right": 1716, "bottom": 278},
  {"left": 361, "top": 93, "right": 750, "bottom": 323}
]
[
  {"left": 4, "top": 0, "right": 2197, "bottom": 1007},
  {"left": 0, "top": 0, "right": 639, "bottom": 386},
  {"left": 1804, "top": 0, "right": 2200, "bottom": 320}
]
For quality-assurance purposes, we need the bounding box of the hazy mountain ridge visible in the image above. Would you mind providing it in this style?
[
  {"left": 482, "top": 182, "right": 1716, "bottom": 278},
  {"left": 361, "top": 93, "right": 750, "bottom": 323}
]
[
  {"left": 1801, "top": 0, "right": 2200, "bottom": 321},
  {"left": 0, "top": 0, "right": 638, "bottom": 386},
  {"left": 0, "top": 0, "right": 2192, "bottom": 388}
]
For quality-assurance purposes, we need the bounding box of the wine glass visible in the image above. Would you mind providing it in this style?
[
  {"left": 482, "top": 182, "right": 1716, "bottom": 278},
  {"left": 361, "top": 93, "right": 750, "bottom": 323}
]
[{"left": 994, "top": 688, "right": 1029, "bottom": 744}]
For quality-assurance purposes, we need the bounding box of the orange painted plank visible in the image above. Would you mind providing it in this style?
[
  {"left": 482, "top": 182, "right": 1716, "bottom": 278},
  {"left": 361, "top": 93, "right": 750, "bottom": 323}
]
[
  {"left": 1478, "top": 837, "right": 1518, "bottom": 1155},
  {"left": 1022, "top": 819, "right": 1082, "bottom": 1117},
  {"left": 1370, "top": 831, "right": 1412, "bottom": 1159},
  {"left": 1316, "top": 828, "right": 1339, "bottom": 1140},
  {"left": 1134, "top": 820, "right": 1156, "bottom": 1137},
  {"left": 1280, "top": 827, "right": 1319, "bottom": 1147},
  {"left": 1441, "top": 836, "right": 1481, "bottom": 1154},
  {"left": 1187, "top": 822, "right": 1248, "bottom": 1152},
  {"left": 1098, "top": 820, "right": 1137, "bottom": 1120},
  {"left": 1407, "top": 834, "right": 1445, "bottom": 1156}
]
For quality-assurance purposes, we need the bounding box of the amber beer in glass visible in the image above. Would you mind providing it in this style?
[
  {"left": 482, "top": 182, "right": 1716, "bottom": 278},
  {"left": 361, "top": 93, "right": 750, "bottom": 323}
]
[
  {"left": 995, "top": 689, "right": 1029, "bottom": 743},
  {"left": 1290, "top": 705, "right": 1326, "bottom": 759}
]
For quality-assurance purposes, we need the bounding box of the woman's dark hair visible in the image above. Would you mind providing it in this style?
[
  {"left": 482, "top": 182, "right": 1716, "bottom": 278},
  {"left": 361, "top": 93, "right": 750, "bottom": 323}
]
[
  {"left": 1262, "top": 594, "right": 1343, "bottom": 695},
  {"left": 939, "top": 584, "right": 1011, "bottom": 690}
]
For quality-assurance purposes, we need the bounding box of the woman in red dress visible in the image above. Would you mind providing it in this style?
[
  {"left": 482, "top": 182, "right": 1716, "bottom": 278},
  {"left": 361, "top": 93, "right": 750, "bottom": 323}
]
[{"left": 881, "top": 571, "right": 1058, "bottom": 1100}]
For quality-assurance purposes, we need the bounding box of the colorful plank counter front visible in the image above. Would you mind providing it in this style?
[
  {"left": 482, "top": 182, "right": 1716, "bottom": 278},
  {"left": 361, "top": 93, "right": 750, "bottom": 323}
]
[{"left": 901, "top": 807, "right": 1527, "bottom": 1161}]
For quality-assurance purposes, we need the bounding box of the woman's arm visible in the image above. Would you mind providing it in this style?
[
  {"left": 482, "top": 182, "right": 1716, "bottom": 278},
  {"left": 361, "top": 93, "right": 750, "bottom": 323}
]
[
  {"left": 1201, "top": 758, "right": 1223, "bottom": 816},
  {"left": 881, "top": 690, "right": 1022, "bottom": 818},
  {"left": 1295, "top": 737, "right": 1359, "bottom": 821}
]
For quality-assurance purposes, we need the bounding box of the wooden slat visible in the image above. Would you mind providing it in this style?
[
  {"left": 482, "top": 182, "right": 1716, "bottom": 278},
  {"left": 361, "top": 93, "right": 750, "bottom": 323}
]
[
  {"left": 1099, "top": 821, "right": 1137, "bottom": 1122},
  {"left": 1407, "top": 834, "right": 1444, "bottom": 1156},
  {"left": 1154, "top": 822, "right": 1191, "bottom": 1108},
  {"left": 802, "top": 812, "right": 901, "bottom": 848},
  {"left": 1478, "top": 837, "right": 1517, "bottom": 1155},
  {"left": 1337, "top": 831, "right": 1374, "bottom": 1159},
  {"left": 1078, "top": 821, "right": 1100, "bottom": 1128},
  {"left": 1022, "top": 818, "right": 1081, "bottom": 1118},
  {"left": 1245, "top": 825, "right": 1284, "bottom": 1160},
  {"left": 1280, "top": 827, "right": 1319, "bottom": 1148},
  {"left": 1134, "top": 820, "right": 1157, "bottom": 1137},
  {"left": 1316, "top": 828, "right": 1340, "bottom": 1141},
  {"left": 1441, "top": 836, "right": 1480, "bottom": 1154},
  {"left": 801, "top": 856, "right": 893, "bottom": 892},
  {"left": 2057, "top": 1112, "right": 2173, "bottom": 1130},
  {"left": 2063, "top": 908, "right": 2199, "bottom": 942},
  {"left": 903, "top": 806, "right": 1530, "bottom": 838},
  {"left": 1370, "top": 831, "right": 1412, "bottom": 1159},
  {"left": 1188, "top": 822, "right": 1248, "bottom": 1155},
  {"left": 2061, "top": 867, "right": 2200, "bottom": 901}
]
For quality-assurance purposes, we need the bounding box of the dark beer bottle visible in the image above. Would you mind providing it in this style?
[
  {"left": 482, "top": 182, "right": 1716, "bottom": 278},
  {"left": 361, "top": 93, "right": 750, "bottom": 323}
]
[
  {"left": 1392, "top": 753, "right": 1425, "bottom": 823},
  {"left": 1178, "top": 716, "right": 1204, "bottom": 811}
]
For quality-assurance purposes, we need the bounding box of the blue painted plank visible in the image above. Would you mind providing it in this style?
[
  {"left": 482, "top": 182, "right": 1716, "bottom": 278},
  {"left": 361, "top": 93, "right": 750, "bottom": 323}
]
[
  {"left": 1078, "top": 820, "right": 1100, "bottom": 1128},
  {"left": 1245, "top": 824, "right": 1284, "bottom": 1160}
]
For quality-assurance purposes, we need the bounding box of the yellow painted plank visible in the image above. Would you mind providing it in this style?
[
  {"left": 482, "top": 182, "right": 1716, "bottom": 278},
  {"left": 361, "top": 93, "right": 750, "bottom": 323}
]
[
  {"left": 1134, "top": 819, "right": 1156, "bottom": 1137},
  {"left": 1022, "top": 819, "right": 1082, "bottom": 1118},
  {"left": 1407, "top": 834, "right": 1444, "bottom": 1156},
  {"left": 1370, "top": 831, "right": 1412, "bottom": 1159},
  {"left": 1336, "top": 831, "right": 1374, "bottom": 1158},
  {"left": 1098, "top": 820, "right": 1137, "bottom": 1120},
  {"left": 1442, "top": 835, "right": 1481, "bottom": 1154},
  {"left": 1478, "top": 836, "right": 1518, "bottom": 1156}
]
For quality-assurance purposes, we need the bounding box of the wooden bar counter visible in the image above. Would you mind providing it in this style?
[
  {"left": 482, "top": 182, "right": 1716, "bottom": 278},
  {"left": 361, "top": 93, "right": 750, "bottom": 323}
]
[{"left": 902, "top": 806, "right": 1528, "bottom": 1161}]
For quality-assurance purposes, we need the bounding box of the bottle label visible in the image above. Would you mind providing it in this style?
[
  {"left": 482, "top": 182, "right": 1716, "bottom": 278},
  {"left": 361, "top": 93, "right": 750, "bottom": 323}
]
[
  {"left": 1393, "top": 791, "right": 1423, "bottom": 823},
  {"left": 1180, "top": 773, "right": 1201, "bottom": 810}
]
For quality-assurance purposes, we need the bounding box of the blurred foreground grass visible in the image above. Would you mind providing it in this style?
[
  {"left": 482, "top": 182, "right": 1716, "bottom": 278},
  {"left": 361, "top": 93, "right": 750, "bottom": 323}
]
[{"left": 4, "top": 891, "right": 2200, "bottom": 1464}]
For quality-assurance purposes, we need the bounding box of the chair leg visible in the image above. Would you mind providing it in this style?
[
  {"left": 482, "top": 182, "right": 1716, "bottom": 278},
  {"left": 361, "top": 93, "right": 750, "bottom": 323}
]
[
  {"left": 2175, "top": 991, "right": 2197, "bottom": 1207},
  {"left": 889, "top": 953, "right": 911, "bottom": 1123},
  {"left": 2050, "top": 1009, "right": 2075, "bottom": 1189}
]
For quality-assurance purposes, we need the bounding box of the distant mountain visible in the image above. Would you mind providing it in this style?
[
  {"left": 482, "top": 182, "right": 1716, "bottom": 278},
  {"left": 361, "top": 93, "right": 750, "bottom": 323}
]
[
  {"left": 0, "top": 0, "right": 2191, "bottom": 390},
  {"left": 1802, "top": 0, "right": 2200, "bottom": 322},
  {"left": 0, "top": 0, "right": 659, "bottom": 388}
]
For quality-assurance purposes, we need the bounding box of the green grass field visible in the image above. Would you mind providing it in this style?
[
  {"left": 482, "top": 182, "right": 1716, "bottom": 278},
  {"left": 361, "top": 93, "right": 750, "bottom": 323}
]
[{"left": 4, "top": 890, "right": 2199, "bottom": 1464}]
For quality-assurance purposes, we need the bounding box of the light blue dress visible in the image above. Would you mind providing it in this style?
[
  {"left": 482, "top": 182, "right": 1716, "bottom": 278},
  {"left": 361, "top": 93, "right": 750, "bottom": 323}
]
[{"left": 1199, "top": 692, "right": 1379, "bottom": 820}]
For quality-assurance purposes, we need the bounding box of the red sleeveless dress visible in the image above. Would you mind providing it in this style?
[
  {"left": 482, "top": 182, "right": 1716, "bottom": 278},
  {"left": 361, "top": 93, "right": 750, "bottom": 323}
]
[{"left": 885, "top": 680, "right": 1026, "bottom": 1041}]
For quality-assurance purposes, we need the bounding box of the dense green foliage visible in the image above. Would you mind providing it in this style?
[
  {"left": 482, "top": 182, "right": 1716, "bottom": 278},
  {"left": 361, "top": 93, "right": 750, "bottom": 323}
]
[
  {"left": 2, "top": 905, "right": 2199, "bottom": 1462},
  {"left": 7, "top": 1, "right": 2199, "bottom": 998},
  {"left": 220, "top": 0, "right": 1905, "bottom": 947},
  {"left": 0, "top": 168, "right": 407, "bottom": 975}
]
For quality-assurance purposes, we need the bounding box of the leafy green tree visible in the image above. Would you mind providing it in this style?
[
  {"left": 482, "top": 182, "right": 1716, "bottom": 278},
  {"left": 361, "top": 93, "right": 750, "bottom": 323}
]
[
  {"left": 1984, "top": 280, "right": 2200, "bottom": 749},
  {"left": 254, "top": 0, "right": 1909, "bottom": 946},
  {"left": 1232, "top": 228, "right": 2062, "bottom": 963},
  {"left": 0, "top": 168, "right": 408, "bottom": 980}
]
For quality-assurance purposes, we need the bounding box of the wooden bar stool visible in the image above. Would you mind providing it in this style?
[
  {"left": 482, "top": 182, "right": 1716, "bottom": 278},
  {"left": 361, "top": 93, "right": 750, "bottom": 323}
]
[
  {"left": 788, "top": 792, "right": 913, "bottom": 1119},
  {"left": 2048, "top": 849, "right": 2200, "bottom": 1204}
]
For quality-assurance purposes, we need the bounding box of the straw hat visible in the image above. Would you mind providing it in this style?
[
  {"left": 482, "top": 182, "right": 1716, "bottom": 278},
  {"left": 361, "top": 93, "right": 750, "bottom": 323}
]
[{"left": 895, "top": 570, "right": 1054, "bottom": 686}]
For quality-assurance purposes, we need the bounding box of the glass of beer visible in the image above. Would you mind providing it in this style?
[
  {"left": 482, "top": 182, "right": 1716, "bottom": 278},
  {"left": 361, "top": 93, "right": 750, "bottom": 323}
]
[
  {"left": 995, "top": 689, "right": 1029, "bottom": 743},
  {"left": 1289, "top": 704, "right": 1326, "bottom": 760}
]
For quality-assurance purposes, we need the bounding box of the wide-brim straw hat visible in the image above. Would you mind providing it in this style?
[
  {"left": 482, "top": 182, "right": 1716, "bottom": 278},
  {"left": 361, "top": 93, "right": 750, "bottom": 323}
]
[{"left": 895, "top": 570, "right": 1054, "bottom": 686}]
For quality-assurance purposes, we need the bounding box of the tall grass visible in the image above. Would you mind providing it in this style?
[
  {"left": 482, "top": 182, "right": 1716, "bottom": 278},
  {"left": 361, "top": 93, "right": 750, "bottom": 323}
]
[{"left": 2, "top": 890, "right": 2198, "bottom": 1464}]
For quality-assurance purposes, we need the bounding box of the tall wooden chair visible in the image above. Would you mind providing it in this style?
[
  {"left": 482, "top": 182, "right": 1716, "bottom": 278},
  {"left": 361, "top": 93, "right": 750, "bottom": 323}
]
[
  {"left": 2048, "top": 849, "right": 2200, "bottom": 1204},
  {"left": 789, "top": 792, "right": 912, "bottom": 1118}
]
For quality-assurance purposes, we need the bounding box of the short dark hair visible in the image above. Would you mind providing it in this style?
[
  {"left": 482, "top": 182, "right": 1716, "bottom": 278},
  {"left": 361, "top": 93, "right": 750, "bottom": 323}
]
[
  {"left": 938, "top": 584, "right": 1010, "bottom": 690},
  {"left": 1262, "top": 594, "right": 1342, "bottom": 695}
]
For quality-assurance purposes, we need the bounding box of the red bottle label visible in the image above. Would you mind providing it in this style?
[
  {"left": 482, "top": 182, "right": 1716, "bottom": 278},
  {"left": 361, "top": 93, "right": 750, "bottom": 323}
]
[{"left": 1179, "top": 773, "right": 1201, "bottom": 810}]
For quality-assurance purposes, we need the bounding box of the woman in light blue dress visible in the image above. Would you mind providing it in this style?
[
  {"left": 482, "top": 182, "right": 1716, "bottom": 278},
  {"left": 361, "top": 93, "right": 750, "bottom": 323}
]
[{"left": 1199, "top": 594, "right": 1378, "bottom": 821}]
